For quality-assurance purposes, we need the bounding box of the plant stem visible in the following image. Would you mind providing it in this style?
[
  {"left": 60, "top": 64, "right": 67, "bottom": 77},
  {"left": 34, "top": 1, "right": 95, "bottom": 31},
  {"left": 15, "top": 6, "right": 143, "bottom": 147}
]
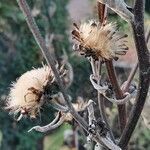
[
  {"left": 105, "top": 61, "right": 127, "bottom": 133},
  {"left": 119, "top": 0, "right": 150, "bottom": 148}
]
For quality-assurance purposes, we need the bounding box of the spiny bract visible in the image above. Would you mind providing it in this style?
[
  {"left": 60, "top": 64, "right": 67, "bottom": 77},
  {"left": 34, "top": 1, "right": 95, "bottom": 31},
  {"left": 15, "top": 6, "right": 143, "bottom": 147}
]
[{"left": 72, "top": 20, "right": 128, "bottom": 60}]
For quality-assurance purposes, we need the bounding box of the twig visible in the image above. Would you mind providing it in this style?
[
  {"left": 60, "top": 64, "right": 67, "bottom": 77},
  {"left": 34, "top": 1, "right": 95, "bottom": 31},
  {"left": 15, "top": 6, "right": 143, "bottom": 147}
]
[
  {"left": 100, "top": 137, "right": 121, "bottom": 150},
  {"left": 119, "top": 0, "right": 150, "bottom": 148},
  {"left": 102, "top": 93, "right": 133, "bottom": 105},
  {"left": 87, "top": 100, "right": 96, "bottom": 125},
  {"left": 89, "top": 57, "right": 97, "bottom": 76}
]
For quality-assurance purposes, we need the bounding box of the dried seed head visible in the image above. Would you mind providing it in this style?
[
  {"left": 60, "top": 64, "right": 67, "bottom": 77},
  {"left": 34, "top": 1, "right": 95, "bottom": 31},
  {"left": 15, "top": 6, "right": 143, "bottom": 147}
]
[
  {"left": 5, "top": 66, "right": 54, "bottom": 120},
  {"left": 72, "top": 20, "right": 128, "bottom": 60}
]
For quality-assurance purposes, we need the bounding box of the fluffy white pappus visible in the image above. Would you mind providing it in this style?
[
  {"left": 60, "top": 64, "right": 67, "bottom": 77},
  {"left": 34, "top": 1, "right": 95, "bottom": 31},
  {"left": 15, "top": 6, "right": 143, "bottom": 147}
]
[
  {"left": 72, "top": 20, "right": 128, "bottom": 60},
  {"left": 6, "top": 66, "right": 54, "bottom": 120}
]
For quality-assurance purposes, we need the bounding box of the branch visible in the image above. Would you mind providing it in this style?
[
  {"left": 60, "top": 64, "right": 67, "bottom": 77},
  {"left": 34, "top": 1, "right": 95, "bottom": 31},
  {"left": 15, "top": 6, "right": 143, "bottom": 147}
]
[{"left": 119, "top": 0, "right": 150, "bottom": 148}]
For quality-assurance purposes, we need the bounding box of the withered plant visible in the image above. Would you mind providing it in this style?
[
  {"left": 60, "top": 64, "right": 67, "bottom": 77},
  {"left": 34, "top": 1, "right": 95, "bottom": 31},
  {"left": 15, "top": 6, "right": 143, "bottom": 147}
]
[{"left": 5, "top": 0, "right": 149, "bottom": 149}]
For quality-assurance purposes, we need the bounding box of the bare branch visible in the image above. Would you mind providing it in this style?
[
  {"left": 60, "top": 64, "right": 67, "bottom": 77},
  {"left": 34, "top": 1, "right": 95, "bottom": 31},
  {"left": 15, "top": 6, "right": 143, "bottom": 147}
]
[
  {"left": 119, "top": 0, "right": 150, "bottom": 148},
  {"left": 97, "top": 1, "right": 107, "bottom": 24}
]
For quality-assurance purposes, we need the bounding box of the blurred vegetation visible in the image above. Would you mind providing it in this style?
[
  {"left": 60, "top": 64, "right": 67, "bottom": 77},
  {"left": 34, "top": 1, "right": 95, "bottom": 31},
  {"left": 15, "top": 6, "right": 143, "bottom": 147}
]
[{"left": 0, "top": 0, "right": 150, "bottom": 150}]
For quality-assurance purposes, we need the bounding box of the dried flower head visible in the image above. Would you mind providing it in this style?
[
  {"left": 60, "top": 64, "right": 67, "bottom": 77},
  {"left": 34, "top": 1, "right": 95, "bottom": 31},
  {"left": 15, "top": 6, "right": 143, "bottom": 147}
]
[
  {"left": 6, "top": 65, "right": 66, "bottom": 120},
  {"left": 72, "top": 20, "right": 128, "bottom": 60}
]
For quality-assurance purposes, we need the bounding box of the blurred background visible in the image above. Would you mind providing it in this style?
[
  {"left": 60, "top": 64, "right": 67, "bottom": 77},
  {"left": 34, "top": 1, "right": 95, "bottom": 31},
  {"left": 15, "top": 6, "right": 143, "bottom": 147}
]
[{"left": 0, "top": 0, "right": 150, "bottom": 150}]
